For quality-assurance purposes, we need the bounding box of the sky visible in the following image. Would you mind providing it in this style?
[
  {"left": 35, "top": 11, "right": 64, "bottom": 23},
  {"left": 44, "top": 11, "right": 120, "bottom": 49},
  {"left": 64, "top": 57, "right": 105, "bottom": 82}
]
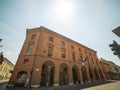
[{"left": 0, "top": 0, "right": 120, "bottom": 66}]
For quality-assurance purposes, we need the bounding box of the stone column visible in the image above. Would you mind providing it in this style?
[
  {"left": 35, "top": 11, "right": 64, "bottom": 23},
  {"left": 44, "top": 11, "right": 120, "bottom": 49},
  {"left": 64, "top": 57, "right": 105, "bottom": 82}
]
[
  {"left": 79, "top": 67, "right": 83, "bottom": 84},
  {"left": 68, "top": 63, "right": 73, "bottom": 85},
  {"left": 86, "top": 67, "right": 91, "bottom": 82},
  {"left": 53, "top": 64, "right": 60, "bottom": 86},
  {"left": 97, "top": 68, "right": 101, "bottom": 80}
]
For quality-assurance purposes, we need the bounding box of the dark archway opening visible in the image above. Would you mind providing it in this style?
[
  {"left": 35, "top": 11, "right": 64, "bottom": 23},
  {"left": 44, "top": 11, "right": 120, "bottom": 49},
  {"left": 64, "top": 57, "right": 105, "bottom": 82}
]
[
  {"left": 40, "top": 62, "right": 54, "bottom": 86},
  {"left": 15, "top": 71, "right": 27, "bottom": 86},
  {"left": 94, "top": 68, "right": 100, "bottom": 80},
  {"left": 81, "top": 66, "right": 87, "bottom": 83},
  {"left": 72, "top": 67, "right": 78, "bottom": 84},
  {"left": 99, "top": 69, "right": 104, "bottom": 80},
  {"left": 60, "top": 64, "right": 68, "bottom": 85},
  {"left": 89, "top": 67, "right": 94, "bottom": 82}
]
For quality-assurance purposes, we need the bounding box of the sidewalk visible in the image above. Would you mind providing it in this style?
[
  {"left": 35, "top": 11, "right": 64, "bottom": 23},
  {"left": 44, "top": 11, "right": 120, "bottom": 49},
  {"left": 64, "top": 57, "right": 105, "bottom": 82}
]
[
  {"left": 0, "top": 80, "right": 119, "bottom": 90},
  {"left": 81, "top": 81, "right": 120, "bottom": 90},
  {"left": 0, "top": 80, "right": 9, "bottom": 84}
]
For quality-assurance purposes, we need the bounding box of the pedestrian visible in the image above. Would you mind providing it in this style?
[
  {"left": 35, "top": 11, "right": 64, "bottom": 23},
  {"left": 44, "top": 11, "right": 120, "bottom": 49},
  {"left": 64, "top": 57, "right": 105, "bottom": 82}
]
[{"left": 25, "top": 78, "right": 30, "bottom": 88}]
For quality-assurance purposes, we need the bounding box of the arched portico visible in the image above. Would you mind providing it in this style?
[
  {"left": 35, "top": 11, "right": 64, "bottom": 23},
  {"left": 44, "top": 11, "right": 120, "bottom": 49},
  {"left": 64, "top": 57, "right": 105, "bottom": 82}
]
[
  {"left": 15, "top": 71, "right": 27, "bottom": 86},
  {"left": 72, "top": 65, "right": 80, "bottom": 84},
  {"left": 81, "top": 66, "right": 88, "bottom": 83},
  {"left": 89, "top": 67, "right": 94, "bottom": 82},
  {"left": 59, "top": 63, "right": 69, "bottom": 85},
  {"left": 94, "top": 68, "right": 100, "bottom": 80},
  {"left": 99, "top": 68, "right": 104, "bottom": 80},
  {"left": 40, "top": 61, "right": 54, "bottom": 86}
]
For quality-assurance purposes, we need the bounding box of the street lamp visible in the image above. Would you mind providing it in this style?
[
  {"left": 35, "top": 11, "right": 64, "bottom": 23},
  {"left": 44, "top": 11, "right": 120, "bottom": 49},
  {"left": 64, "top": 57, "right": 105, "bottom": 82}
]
[{"left": 47, "top": 65, "right": 51, "bottom": 86}]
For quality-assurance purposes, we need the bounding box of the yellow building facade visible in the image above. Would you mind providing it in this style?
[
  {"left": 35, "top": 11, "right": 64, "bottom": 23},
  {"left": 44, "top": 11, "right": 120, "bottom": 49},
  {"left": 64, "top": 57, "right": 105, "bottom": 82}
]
[
  {"left": 0, "top": 58, "right": 14, "bottom": 83},
  {"left": 101, "top": 58, "right": 120, "bottom": 80}
]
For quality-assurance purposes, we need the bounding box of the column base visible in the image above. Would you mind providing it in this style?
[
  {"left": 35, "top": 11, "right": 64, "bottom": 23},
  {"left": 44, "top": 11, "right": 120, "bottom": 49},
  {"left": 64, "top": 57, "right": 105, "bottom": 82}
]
[
  {"left": 7, "top": 84, "right": 14, "bottom": 87},
  {"left": 68, "top": 82, "right": 73, "bottom": 85},
  {"left": 53, "top": 83, "right": 59, "bottom": 86},
  {"left": 81, "top": 81, "right": 83, "bottom": 84},
  {"left": 31, "top": 85, "right": 40, "bottom": 88},
  {"left": 87, "top": 81, "right": 91, "bottom": 83}
]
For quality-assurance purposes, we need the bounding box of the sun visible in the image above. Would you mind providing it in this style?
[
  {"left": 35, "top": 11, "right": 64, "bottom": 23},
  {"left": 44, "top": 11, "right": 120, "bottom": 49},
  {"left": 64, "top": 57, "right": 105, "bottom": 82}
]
[
  {"left": 47, "top": 0, "right": 76, "bottom": 24},
  {"left": 54, "top": 0, "right": 74, "bottom": 20}
]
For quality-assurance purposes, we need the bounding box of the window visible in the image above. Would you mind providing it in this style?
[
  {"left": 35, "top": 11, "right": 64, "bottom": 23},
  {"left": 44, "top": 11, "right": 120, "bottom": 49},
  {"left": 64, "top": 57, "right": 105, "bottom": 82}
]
[
  {"left": 26, "top": 44, "right": 33, "bottom": 54},
  {"left": 91, "top": 57, "right": 94, "bottom": 64},
  {"left": 78, "top": 48, "right": 81, "bottom": 52},
  {"left": 61, "top": 41, "right": 65, "bottom": 46},
  {"left": 31, "top": 34, "right": 36, "bottom": 39},
  {"left": 85, "top": 51, "right": 87, "bottom": 54},
  {"left": 86, "top": 57, "right": 90, "bottom": 64},
  {"left": 48, "top": 47, "right": 53, "bottom": 56},
  {"left": 49, "top": 37, "right": 54, "bottom": 42},
  {"left": 61, "top": 50, "right": 65, "bottom": 59},
  {"left": 71, "top": 45, "right": 74, "bottom": 49},
  {"left": 89, "top": 52, "right": 92, "bottom": 56},
  {"left": 72, "top": 53, "right": 75, "bottom": 61},
  {"left": 23, "top": 59, "right": 29, "bottom": 64},
  {"left": 94, "top": 54, "right": 96, "bottom": 57},
  {"left": 80, "top": 55, "right": 83, "bottom": 62}
]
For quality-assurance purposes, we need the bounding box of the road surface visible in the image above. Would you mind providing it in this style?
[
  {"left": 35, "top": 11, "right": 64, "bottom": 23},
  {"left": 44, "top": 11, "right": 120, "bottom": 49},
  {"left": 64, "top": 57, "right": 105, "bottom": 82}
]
[{"left": 82, "top": 81, "right": 120, "bottom": 90}]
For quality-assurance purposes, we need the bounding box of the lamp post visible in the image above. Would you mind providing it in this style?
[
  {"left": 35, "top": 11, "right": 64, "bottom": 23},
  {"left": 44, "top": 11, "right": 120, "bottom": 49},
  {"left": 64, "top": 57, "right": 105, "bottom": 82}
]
[{"left": 47, "top": 65, "right": 51, "bottom": 86}]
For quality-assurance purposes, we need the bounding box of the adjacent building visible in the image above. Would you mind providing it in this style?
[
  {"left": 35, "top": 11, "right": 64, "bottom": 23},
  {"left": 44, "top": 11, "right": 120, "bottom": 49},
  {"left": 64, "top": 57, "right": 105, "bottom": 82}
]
[
  {"left": 112, "top": 26, "right": 120, "bottom": 37},
  {"left": 8, "top": 26, "right": 107, "bottom": 87},
  {"left": 0, "top": 57, "right": 14, "bottom": 83},
  {"left": 101, "top": 58, "right": 120, "bottom": 80}
]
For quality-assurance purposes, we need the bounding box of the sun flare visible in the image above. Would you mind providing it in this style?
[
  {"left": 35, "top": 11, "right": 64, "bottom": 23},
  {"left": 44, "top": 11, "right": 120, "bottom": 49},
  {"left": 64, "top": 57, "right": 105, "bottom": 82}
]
[{"left": 47, "top": 0, "right": 76, "bottom": 24}]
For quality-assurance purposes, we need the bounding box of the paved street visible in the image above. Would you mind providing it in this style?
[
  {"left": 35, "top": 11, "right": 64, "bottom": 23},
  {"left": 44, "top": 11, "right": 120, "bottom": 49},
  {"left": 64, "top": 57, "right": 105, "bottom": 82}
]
[
  {"left": 0, "top": 81, "right": 120, "bottom": 90},
  {"left": 82, "top": 81, "right": 120, "bottom": 90}
]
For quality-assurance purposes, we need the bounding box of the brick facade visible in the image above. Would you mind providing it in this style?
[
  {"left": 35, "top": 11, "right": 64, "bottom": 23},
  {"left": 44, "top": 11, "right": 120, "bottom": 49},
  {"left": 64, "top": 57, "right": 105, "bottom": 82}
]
[{"left": 8, "top": 26, "right": 107, "bottom": 87}]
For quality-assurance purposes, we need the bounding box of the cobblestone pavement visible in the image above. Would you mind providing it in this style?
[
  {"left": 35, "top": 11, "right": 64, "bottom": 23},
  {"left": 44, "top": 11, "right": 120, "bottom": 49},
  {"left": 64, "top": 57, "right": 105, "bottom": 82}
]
[
  {"left": 0, "top": 80, "right": 119, "bottom": 90},
  {"left": 81, "top": 81, "right": 120, "bottom": 90}
]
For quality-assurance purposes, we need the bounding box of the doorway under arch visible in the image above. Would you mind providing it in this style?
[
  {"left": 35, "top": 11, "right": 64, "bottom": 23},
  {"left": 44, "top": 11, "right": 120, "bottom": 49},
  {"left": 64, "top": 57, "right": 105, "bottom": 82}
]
[
  {"left": 81, "top": 66, "right": 88, "bottom": 83},
  {"left": 89, "top": 67, "right": 94, "bottom": 82},
  {"left": 59, "top": 63, "right": 69, "bottom": 85},
  {"left": 99, "top": 68, "right": 104, "bottom": 80},
  {"left": 40, "top": 61, "right": 54, "bottom": 86},
  {"left": 72, "top": 66, "right": 79, "bottom": 84},
  {"left": 15, "top": 71, "right": 27, "bottom": 85},
  {"left": 94, "top": 68, "right": 99, "bottom": 80}
]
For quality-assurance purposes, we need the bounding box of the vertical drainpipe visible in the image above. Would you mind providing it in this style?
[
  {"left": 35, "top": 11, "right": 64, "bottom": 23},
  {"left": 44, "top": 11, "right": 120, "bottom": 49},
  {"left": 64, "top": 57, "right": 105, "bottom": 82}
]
[
  {"left": 67, "top": 40, "right": 73, "bottom": 85},
  {"left": 30, "top": 27, "right": 43, "bottom": 87}
]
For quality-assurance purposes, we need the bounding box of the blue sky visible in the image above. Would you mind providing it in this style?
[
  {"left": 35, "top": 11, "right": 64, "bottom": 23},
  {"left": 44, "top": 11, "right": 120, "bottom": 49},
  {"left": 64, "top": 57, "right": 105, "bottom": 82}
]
[{"left": 0, "top": 0, "right": 120, "bottom": 66}]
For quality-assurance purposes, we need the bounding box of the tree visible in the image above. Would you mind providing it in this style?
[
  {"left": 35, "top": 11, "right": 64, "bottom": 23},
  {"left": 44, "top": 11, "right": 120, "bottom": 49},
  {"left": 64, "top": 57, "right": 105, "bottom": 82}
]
[
  {"left": 109, "top": 40, "right": 120, "bottom": 59},
  {"left": 0, "top": 52, "right": 4, "bottom": 64},
  {"left": 0, "top": 39, "right": 3, "bottom": 64},
  {"left": 0, "top": 39, "right": 2, "bottom": 47}
]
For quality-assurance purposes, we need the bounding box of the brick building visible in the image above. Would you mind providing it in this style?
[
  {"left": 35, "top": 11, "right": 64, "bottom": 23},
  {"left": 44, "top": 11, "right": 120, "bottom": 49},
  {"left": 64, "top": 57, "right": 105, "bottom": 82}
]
[{"left": 8, "top": 26, "right": 107, "bottom": 87}]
